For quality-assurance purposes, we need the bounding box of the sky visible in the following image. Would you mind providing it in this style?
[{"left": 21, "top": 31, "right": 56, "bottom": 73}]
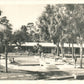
[
  {"left": 0, "top": 0, "right": 83, "bottom": 32},
  {"left": 0, "top": 4, "right": 46, "bottom": 31}
]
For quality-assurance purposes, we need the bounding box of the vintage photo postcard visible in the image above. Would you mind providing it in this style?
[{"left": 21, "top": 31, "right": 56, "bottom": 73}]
[{"left": 0, "top": 0, "right": 84, "bottom": 84}]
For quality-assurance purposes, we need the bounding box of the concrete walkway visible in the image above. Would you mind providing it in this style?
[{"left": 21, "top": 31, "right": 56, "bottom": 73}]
[{"left": 0, "top": 74, "right": 32, "bottom": 80}]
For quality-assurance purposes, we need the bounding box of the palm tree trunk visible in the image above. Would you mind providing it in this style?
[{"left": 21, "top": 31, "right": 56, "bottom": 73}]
[
  {"left": 61, "top": 43, "right": 64, "bottom": 58},
  {"left": 69, "top": 42, "right": 70, "bottom": 51},
  {"left": 68, "top": 42, "right": 70, "bottom": 56},
  {"left": 72, "top": 41, "right": 74, "bottom": 59},
  {"left": 80, "top": 42, "right": 83, "bottom": 68},
  {"left": 57, "top": 42, "right": 59, "bottom": 56}
]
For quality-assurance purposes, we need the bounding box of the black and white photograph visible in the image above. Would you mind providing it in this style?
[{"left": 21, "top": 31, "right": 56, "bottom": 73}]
[{"left": 0, "top": 0, "right": 84, "bottom": 82}]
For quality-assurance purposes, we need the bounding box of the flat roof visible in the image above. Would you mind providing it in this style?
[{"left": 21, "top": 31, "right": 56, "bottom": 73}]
[
  {"left": 22, "top": 42, "right": 56, "bottom": 47},
  {"left": 10, "top": 42, "right": 84, "bottom": 48}
]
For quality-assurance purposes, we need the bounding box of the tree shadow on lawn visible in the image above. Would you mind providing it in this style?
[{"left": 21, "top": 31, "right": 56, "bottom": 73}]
[
  {"left": 19, "top": 70, "right": 71, "bottom": 80},
  {"left": 11, "top": 61, "right": 40, "bottom": 66},
  {"left": 0, "top": 65, "right": 71, "bottom": 80}
]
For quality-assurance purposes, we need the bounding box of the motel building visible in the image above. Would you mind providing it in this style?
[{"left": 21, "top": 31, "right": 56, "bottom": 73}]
[{"left": 8, "top": 42, "right": 84, "bottom": 56}]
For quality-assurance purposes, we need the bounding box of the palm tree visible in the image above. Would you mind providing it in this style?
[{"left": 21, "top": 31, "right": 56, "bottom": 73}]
[{"left": 0, "top": 16, "right": 12, "bottom": 72}]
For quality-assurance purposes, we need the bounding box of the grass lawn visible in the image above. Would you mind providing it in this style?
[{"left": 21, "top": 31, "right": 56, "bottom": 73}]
[
  {"left": 14, "top": 56, "right": 39, "bottom": 65},
  {"left": 1, "top": 53, "right": 84, "bottom": 80},
  {"left": 0, "top": 55, "right": 72, "bottom": 80},
  {"left": 0, "top": 64, "right": 73, "bottom": 80},
  {"left": 1, "top": 63, "right": 84, "bottom": 80}
]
